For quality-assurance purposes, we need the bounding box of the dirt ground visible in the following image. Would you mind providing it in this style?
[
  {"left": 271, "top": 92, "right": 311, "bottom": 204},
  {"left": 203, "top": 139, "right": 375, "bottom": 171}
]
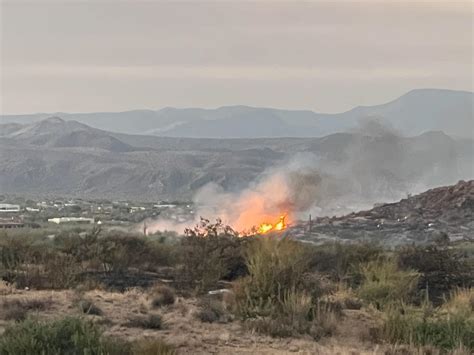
[{"left": 0, "top": 286, "right": 397, "bottom": 355}]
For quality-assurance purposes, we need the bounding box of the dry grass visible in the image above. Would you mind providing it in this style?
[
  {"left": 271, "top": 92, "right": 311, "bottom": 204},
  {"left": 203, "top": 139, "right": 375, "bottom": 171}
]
[
  {"left": 150, "top": 285, "right": 176, "bottom": 308},
  {"left": 0, "top": 288, "right": 437, "bottom": 354},
  {"left": 132, "top": 338, "right": 176, "bottom": 355},
  {"left": 126, "top": 314, "right": 164, "bottom": 330},
  {"left": 440, "top": 288, "right": 474, "bottom": 316},
  {"left": 1, "top": 297, "right": 53, "bottom": 321}
]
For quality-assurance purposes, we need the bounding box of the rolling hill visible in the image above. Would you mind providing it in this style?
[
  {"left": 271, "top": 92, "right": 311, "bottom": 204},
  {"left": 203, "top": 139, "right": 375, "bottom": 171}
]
[{"left": 0, "top": 118, "right": 472, "bottom": 204}]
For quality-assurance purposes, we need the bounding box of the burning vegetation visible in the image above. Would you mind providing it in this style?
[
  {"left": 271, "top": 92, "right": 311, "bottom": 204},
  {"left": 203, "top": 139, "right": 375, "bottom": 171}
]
[{"left": 184, "top": 215, "right": 289, "bottom": 238}]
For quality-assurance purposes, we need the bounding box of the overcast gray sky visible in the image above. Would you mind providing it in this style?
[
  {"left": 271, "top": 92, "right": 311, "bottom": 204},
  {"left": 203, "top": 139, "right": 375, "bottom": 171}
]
[{"left": 1, "top": 0, "right": 472, "bottom": 114}]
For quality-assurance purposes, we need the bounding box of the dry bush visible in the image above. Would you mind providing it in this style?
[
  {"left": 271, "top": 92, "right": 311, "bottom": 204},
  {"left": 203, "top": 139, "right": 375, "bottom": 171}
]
[
  {"left": 101, "top": 337, "right": 133, "bottom": 355},
  {"left": 150, "top": 285, "right": 176, "bottom": 308},
  {"left": 0, "top": 280, "right": 13, "bottom": 295},
  {"left": 322, "top": 283, "right": 362, "bottom": 311},
  {"left": 1, "top": 298, "right": 53, "bottom": 321},
  {"left": 179, "top": 228, "right": 246, "bottom": 293},
  {"left": 76, "top": 299, "right": 103, "bottom": 316},
  {"left": 126, "top": 314, "right": 164, "bottom": 330},
  {"left": 243, "top": 288, "right": 339, "bottom": 339},
  {"left": 441, "top": 288, "right": 474, "bottom": 315},
  {"left": 196, "top": 296, "right": 233, "bottom": 323},
  {"left": 132, "top": 338, "right": 176, "bottom": 355}
]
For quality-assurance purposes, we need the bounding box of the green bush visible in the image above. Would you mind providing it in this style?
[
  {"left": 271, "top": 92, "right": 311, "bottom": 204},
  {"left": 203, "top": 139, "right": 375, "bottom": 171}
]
[
  {"left": 383, "top": 307, "right": 474, "bottom": 351},
  {"left": 234, "top": 237, "right": 309, "bottom": 318},
  {"left": 308, "top": 242, "right": 383, "bottom": 284},
  {"left": 357, "top": 258, "right": 419, "bottom": 309},
  {"left": 231, "top": 237, "right": 338, "bottom": 338},
  {"left": 397, "top": 245, "right": 473, "bottom": 305},
  {"left": 0, "top": 317, "right": 105, "bottom": 354}
]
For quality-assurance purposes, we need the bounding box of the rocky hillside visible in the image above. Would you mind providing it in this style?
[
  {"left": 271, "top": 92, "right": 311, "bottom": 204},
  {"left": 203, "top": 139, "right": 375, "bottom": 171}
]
[
  {"left": 294, "top": 180, "right": 474, "bottom": 245},
  {"left": 0, "top": 118, "right": 472, "bottom": 203}
]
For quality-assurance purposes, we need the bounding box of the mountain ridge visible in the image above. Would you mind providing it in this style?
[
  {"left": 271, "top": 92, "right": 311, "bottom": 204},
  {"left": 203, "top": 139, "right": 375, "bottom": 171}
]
[
  {"left": 1, "top": 88, "right": 472, "bottom": 138},
  {"left": 0, "top": 117, "right": 472, "bottom": 203}
]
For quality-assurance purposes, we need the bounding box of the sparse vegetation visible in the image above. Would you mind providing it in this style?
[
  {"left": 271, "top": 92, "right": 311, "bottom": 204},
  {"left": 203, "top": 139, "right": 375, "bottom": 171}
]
[
  {"left": 131, "top": 338, "right": 176, "bottom": 355},
  {"left": 126, "top": 314, "right": 164, "bottom": 330},
  {"left": 150, "top": 285, "right": 176, "bottom": 308},
  {"left": 357, "top": 258, "right": 419, "bottom": 309},
  {"left": 196, "top": 296, "right": 232, "bottom": 323},
  {"left": 0, "top": 226, "right": 472, "bottom": 353},
  {"left": 0, "top": 317, "right": 104, "bottom": 354},
  {"left": 77, "top": 298, "right": 103, "bottom": 316},
  {"left": 382, "top": 289, "right": 474, "bottom": 351},
  {"left": 179, "top": 219, "right": 246, "bottom": 292},
  {"left": 1, "top": 297, "right": 52, "bottom": 321}
]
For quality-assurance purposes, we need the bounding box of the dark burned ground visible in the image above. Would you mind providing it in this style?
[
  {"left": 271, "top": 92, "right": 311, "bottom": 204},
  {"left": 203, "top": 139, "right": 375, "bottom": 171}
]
[{"left": 291, "top": 180, "right": 474, "bottom": 246}]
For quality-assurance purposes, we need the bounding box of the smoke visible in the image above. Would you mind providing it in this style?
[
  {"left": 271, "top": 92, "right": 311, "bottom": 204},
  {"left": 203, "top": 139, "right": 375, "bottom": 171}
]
[
  {"left": 146, "top": 117, "right": 471, "bottom": 234},
  {"left": 146, "top": 153, "right": 323, "bottom": 234}
]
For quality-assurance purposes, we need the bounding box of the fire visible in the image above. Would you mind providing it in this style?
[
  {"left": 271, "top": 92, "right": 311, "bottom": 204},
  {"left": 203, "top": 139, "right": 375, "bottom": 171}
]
[{"left": 256, "top": 215, "right": 287, "bottom": 235}]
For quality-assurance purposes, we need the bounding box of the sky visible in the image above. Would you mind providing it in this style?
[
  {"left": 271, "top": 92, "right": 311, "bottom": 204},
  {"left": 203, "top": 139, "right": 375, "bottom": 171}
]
[{"left": 1, "top": 0, "right": 472, "bottom": 114}]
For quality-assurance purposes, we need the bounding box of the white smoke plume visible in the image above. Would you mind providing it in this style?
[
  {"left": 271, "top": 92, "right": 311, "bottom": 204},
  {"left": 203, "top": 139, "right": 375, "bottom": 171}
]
[{"left": 146, "top": 153, "right": 322, "bottom": 234}]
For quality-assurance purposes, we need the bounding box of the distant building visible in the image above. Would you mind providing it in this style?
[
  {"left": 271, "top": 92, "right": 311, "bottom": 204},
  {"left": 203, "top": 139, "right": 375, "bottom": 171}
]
[
  {"left": 0, "top": 217, "right": 24, "bottom": 228},
  {"left": 0, "top": 204, "right": 20, "bottom": 213},
  {"left": 154, "top": 204, "right": 177, "bottom": 208},
  {"left": 130, "top": 206, "right": 146, "bottom": 213},
  {"left": 48, "top": 217, "right": 94, "bottom": 224}
]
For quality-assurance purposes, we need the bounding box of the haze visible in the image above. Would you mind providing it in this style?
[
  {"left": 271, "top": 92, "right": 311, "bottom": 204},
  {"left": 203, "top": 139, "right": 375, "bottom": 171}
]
[{"left": 1, "top": 0, "right": 472, "bottom": 114}]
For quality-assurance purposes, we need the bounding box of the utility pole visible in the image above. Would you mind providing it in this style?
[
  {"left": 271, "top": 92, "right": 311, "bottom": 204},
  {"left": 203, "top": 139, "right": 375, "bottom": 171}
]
[{"left": 308, "top": 214, "right": 312, "bottom": 233}]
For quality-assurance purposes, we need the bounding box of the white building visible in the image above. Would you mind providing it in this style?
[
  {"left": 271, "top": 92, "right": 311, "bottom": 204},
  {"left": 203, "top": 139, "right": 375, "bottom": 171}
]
[
  {"left": 0, "top": 204, "right": 21, "bottom": 213},
  {"left": 48, "top": 217, "right": 94, "bottom": 224}
]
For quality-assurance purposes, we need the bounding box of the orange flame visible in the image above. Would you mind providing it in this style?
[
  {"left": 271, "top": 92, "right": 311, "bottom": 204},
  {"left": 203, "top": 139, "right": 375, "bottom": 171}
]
[{"left": 256, "top": 215, "right": 287, "bottom": 235}]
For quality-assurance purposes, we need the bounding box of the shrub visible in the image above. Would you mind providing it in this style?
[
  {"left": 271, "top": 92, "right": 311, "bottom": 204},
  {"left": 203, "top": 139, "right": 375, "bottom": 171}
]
[
  {"left": 77, "top": 298, "right": 103, "bottom": 316},
  {"left": 0, "top": 317, "right": 105, "bottom": 354},
  {"left": 308, "top": 242, "right": 383, "bottom": 284},
  {"left": 441, "top": 288, "right": 474, "bottom": 315},
  {"left": 126, "top": 314, "right": 164, "bottom": 330},
  {"left": 383, "top": 302, "right": 474, "bottom": 351},
  {"left": 196, "top": 296, "right": 232, "bottom": 323},
  {"left": 234, "top": 237, "right": 309, "bottom": 318},
  {"left": 101, "top": 337, "right": 133, "bottom": 355},
  {"left": 132, "top": 338, "right": 176, "bottom": 355},
  {"left": 397, "top": 245, "right": 473, "bottom": 305},
  {"left": 179, "top": 226, "right": 246, "bottom": 292},
  {"left": 150, "top": 285, "right": 176, "bottom": 308},
  {"left": 243, "top": 288, "right": 339, "bottom": 339},
  {"left": 42, "top": 252, "right": 81, "bottom": 289},
  {"left": 1, "top": 298, "right": 52, "bottom": 321},
  {"left": 357, "top": 258, "right": 419, "bottom": 309},
  {"left": 231, "top": 237, "right": 342, "bottom": 338}
]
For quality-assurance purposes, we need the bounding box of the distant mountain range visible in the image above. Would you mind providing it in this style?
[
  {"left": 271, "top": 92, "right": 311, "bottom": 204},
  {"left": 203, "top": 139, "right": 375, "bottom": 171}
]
[
  {"left": 1, "top": 89, "right": 472, "bottom": 138},
  {"left": 0, "top": 116, "right": 472, "bottom": 204}
]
